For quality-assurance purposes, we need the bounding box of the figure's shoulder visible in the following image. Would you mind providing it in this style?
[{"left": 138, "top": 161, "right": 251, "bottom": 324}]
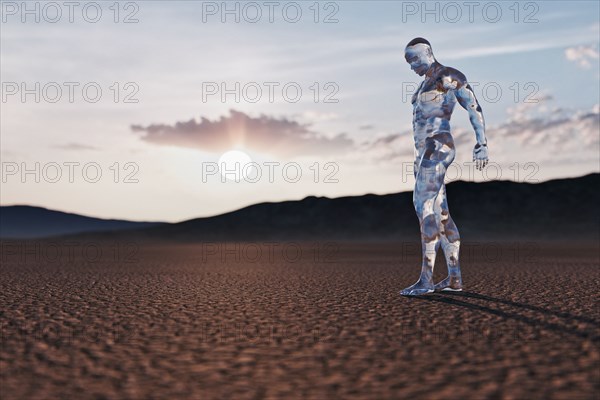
[{"left": 435, "top": 66, "right": 468, "bottom": 90}]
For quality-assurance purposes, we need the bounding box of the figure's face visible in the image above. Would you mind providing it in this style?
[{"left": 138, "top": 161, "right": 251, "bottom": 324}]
[{"left": 404, "top": 44, "right": 433, "bottom": 76}]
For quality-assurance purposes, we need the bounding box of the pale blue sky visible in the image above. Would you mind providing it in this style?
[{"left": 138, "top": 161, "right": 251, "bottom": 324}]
[{"left": 1, "top": 1, "right": 599, "bottom": 221}]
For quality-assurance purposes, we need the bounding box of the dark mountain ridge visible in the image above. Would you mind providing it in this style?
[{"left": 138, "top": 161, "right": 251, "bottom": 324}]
[
  {"left": 0, "top": 206, "right": 164, "bottom": 239},
  {"left": 10, "top": 173, "right": 594, "bottom": 243}
]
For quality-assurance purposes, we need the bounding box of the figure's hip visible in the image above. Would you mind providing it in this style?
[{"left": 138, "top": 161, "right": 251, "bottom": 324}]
[{"left": 414, "top": 130, "right": 455, "bottom": 167}]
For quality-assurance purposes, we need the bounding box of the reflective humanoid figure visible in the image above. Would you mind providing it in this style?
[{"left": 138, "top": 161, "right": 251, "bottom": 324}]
[{"left": 400, "top": 37, "right": 489, "bottom": 296}]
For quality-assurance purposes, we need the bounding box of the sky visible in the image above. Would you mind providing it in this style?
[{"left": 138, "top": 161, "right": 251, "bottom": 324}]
[{"left": 1, "top": 0, "right": 599, "bottom": 222}]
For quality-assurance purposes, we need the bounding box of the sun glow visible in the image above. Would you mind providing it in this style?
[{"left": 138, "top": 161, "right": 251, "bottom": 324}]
[{"left": 217, "top": 150, "right": 256, "bottom": 182}]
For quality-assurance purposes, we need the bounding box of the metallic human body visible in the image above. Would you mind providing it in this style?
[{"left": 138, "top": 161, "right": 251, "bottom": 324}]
[{"left": 401, "top": 38, "right": 489, "bottom": 296}]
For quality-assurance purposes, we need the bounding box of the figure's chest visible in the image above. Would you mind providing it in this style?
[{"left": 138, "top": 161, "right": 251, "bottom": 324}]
[{"left": 412, "top": 78, "right": 456, "bottom": 110}]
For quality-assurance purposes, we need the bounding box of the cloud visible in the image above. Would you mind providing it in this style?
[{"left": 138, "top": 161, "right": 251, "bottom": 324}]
[
  {"left": 132, "top": 110, "right": 354, "bottom": 157},
  {"left": 53, "top": 143, "right": 99, "bottom": 151},
  {"left": 501, "top": 95, "right": 599, "bottom": 145},
  {"left": 565, "top": 45, "right": 599, "bottom": 68},
  {"left": 299, "top": 111, "right": 339, "bottom": 122},
  {"left": 362, "top": 98, "right": 599, "bottom": 166},
  {"left": 132, "top": 100, "right": 599, "bottom": 168},
  {"left": 505, "top": 94, "right": 555, "bottom": 123},
  {"left": 487, "top": 100, "right": 600, "bottom": 166},
  {"left": 359, "top": 132, "right": 414, "bottom": 162}
]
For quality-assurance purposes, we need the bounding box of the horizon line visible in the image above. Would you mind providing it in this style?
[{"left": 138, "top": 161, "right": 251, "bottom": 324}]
[{"left": 1, "top": 172, "right": 597, "bottom": 225}]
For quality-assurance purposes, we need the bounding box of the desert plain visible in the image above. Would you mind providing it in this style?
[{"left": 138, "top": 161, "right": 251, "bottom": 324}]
[{"left": 1, "top": 240, "right": 598, "bottom": 399}]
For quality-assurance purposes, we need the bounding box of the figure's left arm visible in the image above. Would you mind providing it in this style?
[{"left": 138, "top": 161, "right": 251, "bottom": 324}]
[{"left": 445, "top": 74, "right": 488, "bottom": 170}]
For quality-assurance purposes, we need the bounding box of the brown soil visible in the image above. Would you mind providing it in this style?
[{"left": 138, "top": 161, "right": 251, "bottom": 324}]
[{"left": 1, "top": 241, "right": 598, "bottom": 399}]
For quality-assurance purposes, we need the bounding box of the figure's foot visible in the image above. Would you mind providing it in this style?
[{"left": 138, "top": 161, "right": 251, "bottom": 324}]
[
  {"left": 434, "top": 275, "right": 463, "bottom": 292},
  {"left": 400, "top": 279, "right": 434, "bottom": 296}
]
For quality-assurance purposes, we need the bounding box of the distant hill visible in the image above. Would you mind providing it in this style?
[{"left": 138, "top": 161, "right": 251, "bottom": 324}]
[
  {"left": 47, "top": 173, "right": 600, "bottom": 243},
  {"left": 0, "top": 206, "right": 165, "bottom": 239}
]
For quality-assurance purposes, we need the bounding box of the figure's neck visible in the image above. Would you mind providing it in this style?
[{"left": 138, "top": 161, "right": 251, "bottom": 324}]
[{"left": 425, "top": 61, "right": 442, "bottom": 78}]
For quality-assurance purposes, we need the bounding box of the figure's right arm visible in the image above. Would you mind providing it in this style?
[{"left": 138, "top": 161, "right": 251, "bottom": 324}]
[
  {"left": 453, "top": 77, "right": 488, "bottom": 170},
  {"left": 455, "top": 82, "right": 486, "bottom": 147}
]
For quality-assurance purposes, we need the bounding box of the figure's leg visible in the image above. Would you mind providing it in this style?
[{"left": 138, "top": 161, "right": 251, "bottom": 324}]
[
  {"left": 433, "top": 184, "right": 463, "bottom": 291},
  {"left": 400, "top": 142, "right": 447, "bottom": 296}
]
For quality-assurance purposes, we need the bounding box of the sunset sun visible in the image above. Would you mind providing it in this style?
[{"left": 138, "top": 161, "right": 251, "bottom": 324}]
[{"left": 217, "top": 150, "right": 256, "bottom": 182}]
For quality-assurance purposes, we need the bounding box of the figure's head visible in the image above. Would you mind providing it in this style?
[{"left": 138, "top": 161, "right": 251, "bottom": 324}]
[{"left": 404, "top": 37, "right": 435, "bottom": 76}]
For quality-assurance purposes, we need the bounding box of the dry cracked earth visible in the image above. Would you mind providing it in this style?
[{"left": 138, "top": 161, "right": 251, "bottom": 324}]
[{"left": 1, "top": 241, "right": 599, "bottom": 399}]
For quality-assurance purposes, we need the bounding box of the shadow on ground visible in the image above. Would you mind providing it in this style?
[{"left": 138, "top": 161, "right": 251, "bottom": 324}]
[{"left": 412, "top": 291, "right": 600, "bottom": 341}]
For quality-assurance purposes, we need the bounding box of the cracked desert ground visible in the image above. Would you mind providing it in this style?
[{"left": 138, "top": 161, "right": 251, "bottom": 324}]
[{"left": 1, "top": 241, "right": 599, "bottom": 399}]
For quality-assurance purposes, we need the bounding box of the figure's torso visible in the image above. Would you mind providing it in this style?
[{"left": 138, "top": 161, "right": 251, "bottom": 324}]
[{"left": 412, "top": 67, "right": 461, "bottom": 144}]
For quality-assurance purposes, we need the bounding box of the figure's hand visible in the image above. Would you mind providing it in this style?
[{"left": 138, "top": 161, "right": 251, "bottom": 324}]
[{"left": 473, "top": 143, "right": 488, "bottom": 170}]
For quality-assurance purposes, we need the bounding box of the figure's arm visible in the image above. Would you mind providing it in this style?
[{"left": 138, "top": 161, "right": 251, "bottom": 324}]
[
  {"left": 455, "top": 81, "right": 486, "bottom": 146},
  {"left": 443, "top": 72, "right": 488, "bottom": 169}
]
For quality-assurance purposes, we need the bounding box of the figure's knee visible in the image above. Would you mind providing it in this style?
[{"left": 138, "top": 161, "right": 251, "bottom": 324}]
[
  {"left": 414, "top": 196, "right": 439, "bottom": 241},
  {"left": 433, "top": 193, "right": 453, "bottom": 227},
  {"left": 443, "top": 216, "right": 461, "bottom": 242},
  {"left": 444, "top": 217, "right": 460, "bottom": 243},
  {"left": 421, "top": 214, "right": 439, "bottom": 242}
]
